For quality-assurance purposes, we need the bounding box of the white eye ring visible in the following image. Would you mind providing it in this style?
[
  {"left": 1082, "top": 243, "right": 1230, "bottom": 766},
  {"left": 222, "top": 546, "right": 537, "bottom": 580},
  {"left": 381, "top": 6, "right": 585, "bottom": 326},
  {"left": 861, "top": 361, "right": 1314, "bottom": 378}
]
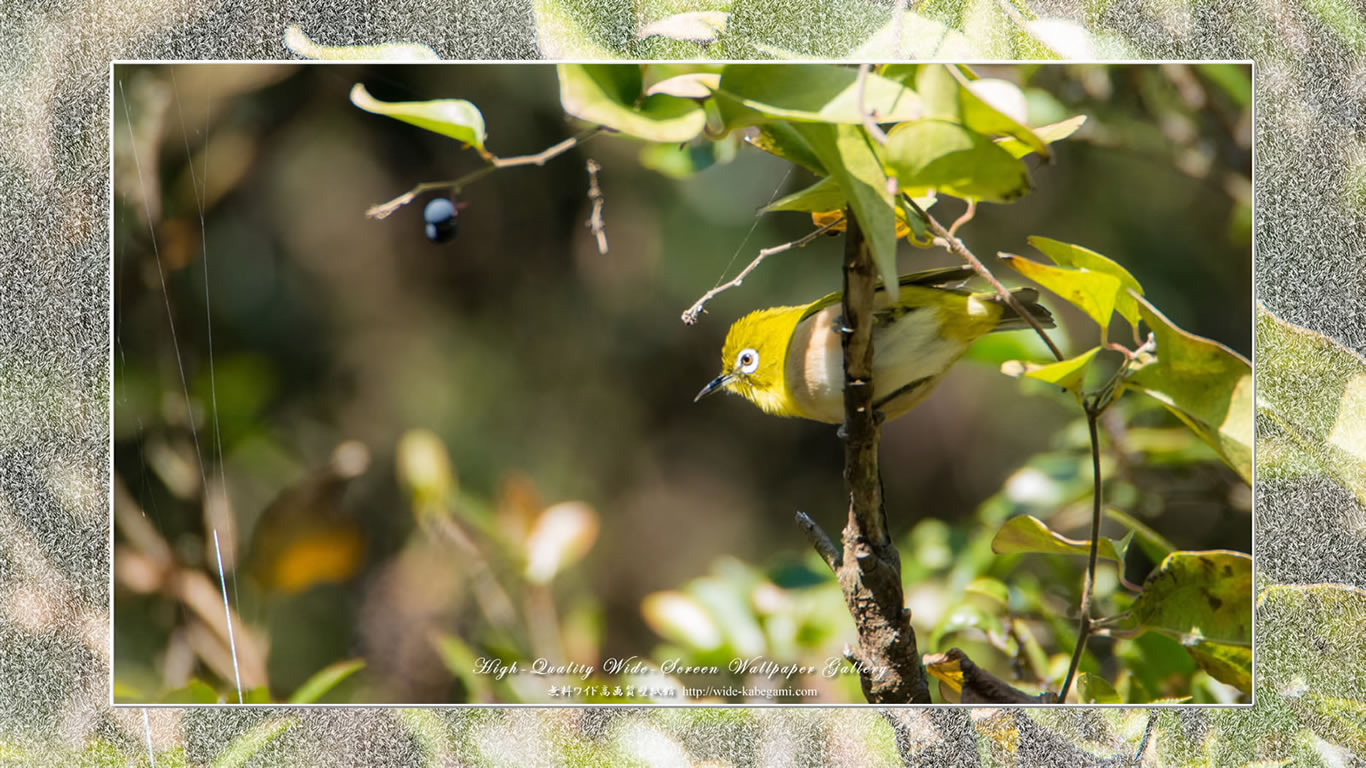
[{"left": 736, "top": 348, "right": 760, "bottom": 374}]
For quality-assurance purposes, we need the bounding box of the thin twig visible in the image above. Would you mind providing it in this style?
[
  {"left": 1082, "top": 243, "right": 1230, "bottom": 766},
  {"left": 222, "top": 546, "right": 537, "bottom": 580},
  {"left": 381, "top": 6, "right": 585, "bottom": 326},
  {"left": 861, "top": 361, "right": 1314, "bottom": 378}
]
[
  {"left": 795, "top": 511, "right": 841, "bottom": 572},
  {"left": 903, "top": 196, "right": 1065, "bottom": 362},
  {"left": 681, "top": 216, "right": 844, "bottom": 324},
  {"left": 490, "top": 126, "right": 606, "bottom": 168},
  {"left": 947, "top": 199, "right": 976, "bottom": 237},
  {"left": 585, "top": 158, "right": 608, "bottom": 255},
  {"left": 856, "top": 64, "right": 890, "bottom": 146},
  {"left": 1058, "top": 405, "right": 1104, "bottom": 702},
  {"left": 366, "top": 126, "right": 606, "bottom": 220}
]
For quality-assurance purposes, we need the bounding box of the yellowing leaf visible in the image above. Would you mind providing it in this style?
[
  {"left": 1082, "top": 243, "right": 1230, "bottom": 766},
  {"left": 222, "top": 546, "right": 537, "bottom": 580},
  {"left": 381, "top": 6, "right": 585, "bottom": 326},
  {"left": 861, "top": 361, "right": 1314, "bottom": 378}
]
[
  {"left": 1003, "top": 253, "right": 1121, "bottom": 337},
  {"left": 996, "top": 115, "right": 1087, "bottom": 158},
  {"left": 1001, "top": 345, "right": 1102, "bottom": 398},
  {"left": 1027, "top": 236, "right": 1144, "bottom": 329}
]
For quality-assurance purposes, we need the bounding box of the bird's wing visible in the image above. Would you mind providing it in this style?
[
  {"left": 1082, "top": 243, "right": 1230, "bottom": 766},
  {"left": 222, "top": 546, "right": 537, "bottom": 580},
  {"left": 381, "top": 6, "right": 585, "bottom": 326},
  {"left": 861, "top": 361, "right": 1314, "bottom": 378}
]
[{"left": 798, "top": 266, "right": 977, "bottom": 322}]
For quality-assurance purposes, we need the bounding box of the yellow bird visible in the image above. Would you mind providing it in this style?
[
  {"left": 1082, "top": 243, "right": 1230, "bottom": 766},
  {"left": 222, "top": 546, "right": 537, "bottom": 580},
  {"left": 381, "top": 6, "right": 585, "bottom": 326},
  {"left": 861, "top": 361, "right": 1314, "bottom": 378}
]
[{"left": 695, "top": 267, "right": 1054, "bottom": 423}]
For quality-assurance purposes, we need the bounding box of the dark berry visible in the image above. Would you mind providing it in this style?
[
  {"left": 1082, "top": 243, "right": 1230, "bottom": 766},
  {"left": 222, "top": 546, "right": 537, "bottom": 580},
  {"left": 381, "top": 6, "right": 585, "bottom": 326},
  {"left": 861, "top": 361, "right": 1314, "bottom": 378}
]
[{"left": 424, "top": 197, "right": 458, "bottom": 243}]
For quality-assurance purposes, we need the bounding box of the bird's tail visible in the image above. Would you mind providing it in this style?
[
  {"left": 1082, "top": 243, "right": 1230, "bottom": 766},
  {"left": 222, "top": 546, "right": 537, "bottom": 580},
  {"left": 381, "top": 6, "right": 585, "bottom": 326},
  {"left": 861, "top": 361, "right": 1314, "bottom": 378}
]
[{"left": 985, "top": 288, "right": 1056, "bottom": 332}]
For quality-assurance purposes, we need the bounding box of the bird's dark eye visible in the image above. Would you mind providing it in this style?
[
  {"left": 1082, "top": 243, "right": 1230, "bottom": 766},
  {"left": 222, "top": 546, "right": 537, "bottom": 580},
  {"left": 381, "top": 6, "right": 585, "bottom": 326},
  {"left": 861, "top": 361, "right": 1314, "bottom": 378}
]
[{"left": 737, "top": 348, "right": 759, "bottom": 374}]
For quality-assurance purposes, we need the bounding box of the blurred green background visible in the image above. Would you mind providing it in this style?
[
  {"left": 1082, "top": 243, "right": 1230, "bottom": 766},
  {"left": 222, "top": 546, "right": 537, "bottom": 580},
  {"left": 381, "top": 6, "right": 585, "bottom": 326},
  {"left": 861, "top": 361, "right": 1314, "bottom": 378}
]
[{"left": 112, "top": 63, "right": 1251, "bottom": 704}]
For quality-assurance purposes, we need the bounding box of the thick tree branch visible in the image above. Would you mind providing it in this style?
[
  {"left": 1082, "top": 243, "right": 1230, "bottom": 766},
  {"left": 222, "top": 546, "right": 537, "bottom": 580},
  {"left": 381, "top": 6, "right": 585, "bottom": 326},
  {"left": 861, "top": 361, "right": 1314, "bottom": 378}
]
[{"left": 826, "top": 209, "right": 931, "bottom": 704}]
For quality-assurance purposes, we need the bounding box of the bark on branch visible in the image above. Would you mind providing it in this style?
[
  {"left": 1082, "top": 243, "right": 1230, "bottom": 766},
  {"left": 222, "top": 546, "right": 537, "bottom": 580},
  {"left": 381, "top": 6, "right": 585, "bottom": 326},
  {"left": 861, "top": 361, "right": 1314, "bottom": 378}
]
[{"left": 832, "top": 210, "right": 931, "bottom": 704}]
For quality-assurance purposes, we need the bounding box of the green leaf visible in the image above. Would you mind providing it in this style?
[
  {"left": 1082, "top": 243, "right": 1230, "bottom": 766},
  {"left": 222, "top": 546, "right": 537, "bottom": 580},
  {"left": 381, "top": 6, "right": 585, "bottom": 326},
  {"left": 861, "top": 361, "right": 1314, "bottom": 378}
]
[
  {"left": 714, "top": 64, "right": 922, "bottom": 130},
  {"left": 243, "top": 686, "right": 273, "bottom": 704},
  {"left": 1258, "top": 583, "right": 1366, "bottom": 754},
  {"left": 990, "top": 514, "right": 1126, "bottom": 562},
  {"left": 760, "top": 175, "right": 847, "bottom": 214},
  {"left": 1096, "top": 550, "right": 1252, "bottom": 646},
  {"left": 1104, "top": 507, "right": 1175, "bottom": 562},
  {"left": 531, "top": 0, "right": 630, "bottom": 58},
  {"left": 884, "top": 120, "right": 1033, "bottom": 203},
  {"left": 638, "top": 136, "right": 737, "bottom": 178},
  {"left": 350, "top": 84, "right": 486, "bottom": 151},
  {"left": 557, "top": 64, "right": 706, "bottom": 143},
  {"left": 791, "top": 122, "right": 900, "bottom": 298},
  {"left": 286, "top": 658, "right": 365, "bottom": 704},
  {"left": 1186, "top": 642, "right": 1252, "bottom": 694},
  {"left": 636, "top": 11, "right": 729, "bottom": 44},
  {"left": 744, "top": 123, "right": 825, "bottom": 173},
  {"left": 1127, "top": 295, "right": 1253, "bottom": 483},
  {"left": 849, "top": 14, "right": 977, "bottom": 59},
  {"left": 645, "top": 72, "right": 721, "bottom": 99},
  {"left": 1002, "top": 253, "right": 1121, "bottom": 337},
  {"left": 1195, "top": 64, "right": 1252, "bottom": 107},
  {"left": 916, "top": 65, "right": 1050, "bottom": 159},
  {"left": 284, "top": 25, "right": 439, "bottom": 61},
  {"left": 1256, "top": 304, "right": 1366, "bottom": 508},
  {"left": 995, "top": 115, "right": 1087, "bottom": 158},
  {"left": 1001, "top": 345, "right": 1102, "bottom": 398},
  {"left": 211, "top": 716, "right": 297, "bottom": 768},
  {"left": 1027, "top": 235, "right": 1144, "bottom": 329},
  {"left": 431, "top": 632, "right": 494, "bottom": 702},
  {"left": 160, "top": 679, "right": 221, "bottom": 704},
  {"left": 1077, "top": 672, "right": 1121, "bottom": 704},
  {"left": 930, "top": 600, "right": 1004, "bottom": 650}
]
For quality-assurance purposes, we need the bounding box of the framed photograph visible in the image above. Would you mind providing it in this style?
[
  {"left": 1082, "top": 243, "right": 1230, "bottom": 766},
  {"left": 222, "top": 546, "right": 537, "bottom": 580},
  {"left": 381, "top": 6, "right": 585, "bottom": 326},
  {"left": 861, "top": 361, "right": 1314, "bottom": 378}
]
[{"left": 111, "top": 62, "right": 1252, "bottom": 707}]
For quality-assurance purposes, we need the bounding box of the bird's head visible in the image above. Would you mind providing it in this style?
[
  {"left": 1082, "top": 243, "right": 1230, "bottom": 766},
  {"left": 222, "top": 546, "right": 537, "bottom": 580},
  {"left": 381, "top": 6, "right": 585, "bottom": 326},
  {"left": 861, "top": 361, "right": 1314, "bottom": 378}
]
[{"left": 694, "top": 306, "right": 803, "bottom": 416}]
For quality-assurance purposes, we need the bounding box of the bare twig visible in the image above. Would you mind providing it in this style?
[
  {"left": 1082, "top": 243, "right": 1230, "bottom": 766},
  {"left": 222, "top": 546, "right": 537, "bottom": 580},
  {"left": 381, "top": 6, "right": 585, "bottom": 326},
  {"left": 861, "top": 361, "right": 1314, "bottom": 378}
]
[
  {"left": 947, "top": 199, "right": 976, "bottom": 237},
  {"left": 795, "top": 511, "right": 841, "bottom": 572},
  {"left": 366, "top": 126, "right": 606, "bottom": 220},
  {"left": 585, "top": 158, "right": 608, "bottom": 255},
  {"left": 903, "top": 196, "right": 1065, "bottom": 362},
  {"left": 1059, "top": 404, "right": 1105, "bottom": 702},
  {"left": 856, "top": 64, "right": 890, "bottom": 146},
  {"left": 681, "top": 216, "right": 844, "bottom": 325}
]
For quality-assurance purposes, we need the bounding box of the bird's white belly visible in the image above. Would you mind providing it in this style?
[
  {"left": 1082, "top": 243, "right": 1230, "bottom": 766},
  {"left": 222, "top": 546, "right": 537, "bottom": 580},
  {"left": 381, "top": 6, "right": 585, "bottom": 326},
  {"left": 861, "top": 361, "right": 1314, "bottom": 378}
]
[{"left": 784, "top": 304, "right": 970, "bottom": 423}]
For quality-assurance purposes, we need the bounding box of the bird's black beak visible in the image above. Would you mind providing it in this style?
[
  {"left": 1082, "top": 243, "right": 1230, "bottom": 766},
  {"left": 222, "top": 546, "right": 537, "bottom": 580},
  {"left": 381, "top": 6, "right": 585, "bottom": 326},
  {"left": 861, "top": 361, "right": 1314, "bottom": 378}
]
[{"left": 694, "top": 373, "right": 732, "bottom": 402}]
